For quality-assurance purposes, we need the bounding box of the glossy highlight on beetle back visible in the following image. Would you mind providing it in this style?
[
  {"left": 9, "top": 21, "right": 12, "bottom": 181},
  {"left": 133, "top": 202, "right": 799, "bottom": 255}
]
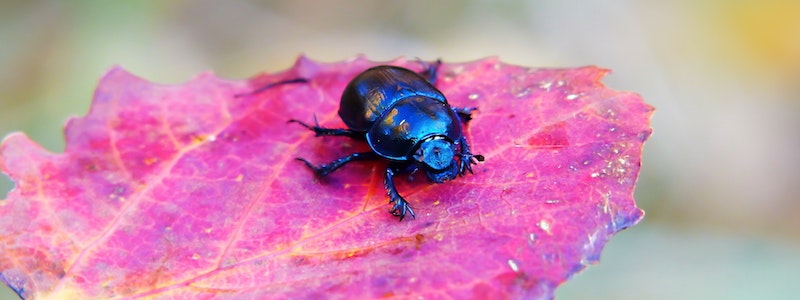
[
  {"left": 339, "top": 66, "right": 447, "bottom": 131},
  {"left": 367, "top": 96, "right": 461, "bottom": 159}
]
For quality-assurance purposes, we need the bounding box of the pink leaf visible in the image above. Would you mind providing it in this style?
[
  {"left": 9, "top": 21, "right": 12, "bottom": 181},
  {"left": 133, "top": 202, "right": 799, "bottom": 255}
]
[{"left": 0, "top": 56, "right": 653, "bottom": 299}]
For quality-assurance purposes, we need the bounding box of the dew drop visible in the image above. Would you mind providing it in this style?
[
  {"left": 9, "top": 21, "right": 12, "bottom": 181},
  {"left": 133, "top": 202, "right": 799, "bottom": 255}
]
[
  {"left": 433, "top": 233, "right": 444, "bottom": 241},
  {"left": 109, "top": 185, "right": 127, "bottom": 201},
  {"left": 515, "top": 87, "right": 532, "bottom": 98},
  {"left": 538, "top": 219, "right": 552, "bottom": 234},
  {"left": 507, "top": 259, "right": 520, "bottom": 272},
  {"left": 638, "top": 131, "right": 649, "bottom": 141}
]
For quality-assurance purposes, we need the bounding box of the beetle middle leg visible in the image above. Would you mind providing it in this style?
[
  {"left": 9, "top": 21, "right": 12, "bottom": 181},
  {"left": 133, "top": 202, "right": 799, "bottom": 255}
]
[
  {"left": 452, "top": 107, "right": 478, "bottom": 123},
  {"left": 297, "top": 151, "right": 379, "bottom": 177},
  {"left": 417, "top": 59, "right": 442, "bottom": 85},
  {"left": 289, "top": 117, "right": 364, "bottom": 140},
  {"left": 385, "top": 167, "right": 416, "bottom": 221}
]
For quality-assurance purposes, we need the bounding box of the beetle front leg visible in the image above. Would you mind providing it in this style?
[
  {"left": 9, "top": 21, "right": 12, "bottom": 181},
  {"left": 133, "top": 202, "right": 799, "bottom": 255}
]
[
  {"left": 297, "top": 152, "right": 378, "bottom": 177},
  {"left": 289, "top": 117, "right": 364, "bottom": 140},
  {"left": 385, "top": 167, "right": 416, "bottom": 221},
  {"left": 457, "top": 137, "right": 485, "bottom": 176}
]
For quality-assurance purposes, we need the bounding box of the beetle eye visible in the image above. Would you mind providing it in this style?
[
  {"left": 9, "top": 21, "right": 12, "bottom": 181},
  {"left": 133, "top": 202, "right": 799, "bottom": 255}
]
[{"left": 415, "top": 138, "right": 455, "bottom": 171}]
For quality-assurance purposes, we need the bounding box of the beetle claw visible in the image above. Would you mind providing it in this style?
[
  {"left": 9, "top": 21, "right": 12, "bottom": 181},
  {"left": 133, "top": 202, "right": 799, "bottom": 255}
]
[
  {"left": 385, "top": 167, "right": 416, "bottom": 221},
  {"left": 288, "top": 118, "right": 312, "bottom": 128},
  {"left": 288, "top": 119, "right": 322, "bottom": 136},
  {"left": 389, "top": 196, "right": 416, "bottom": 222},
  {"left": 295, "top": 157, "right": 327, "bottom": 176},
  {"left": 458, "top": 153, "right": 485, "bottom": 176},
  {"left": 456, "top": 136, "right": 483, "bottom": 176}
]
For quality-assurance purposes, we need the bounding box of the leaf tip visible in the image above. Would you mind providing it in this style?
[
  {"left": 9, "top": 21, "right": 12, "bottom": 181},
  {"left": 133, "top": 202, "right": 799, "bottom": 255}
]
[{"left": 293, "top": 54, "right": 314, "bottom": 70}]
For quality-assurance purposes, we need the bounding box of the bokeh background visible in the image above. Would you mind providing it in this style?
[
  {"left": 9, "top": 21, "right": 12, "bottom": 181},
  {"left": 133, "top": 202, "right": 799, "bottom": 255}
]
[{"left": 1, "top": 1, "right": 798, "bottom": 299}]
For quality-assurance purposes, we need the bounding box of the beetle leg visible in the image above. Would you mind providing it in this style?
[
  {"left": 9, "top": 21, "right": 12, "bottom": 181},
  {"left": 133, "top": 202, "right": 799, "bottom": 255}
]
[
  {"left": 296, "top": 152, "right": 378, "bottom": 177},
  {"left": 235, "top": 78, "right": 308, "bottom": 98},
  {"left": 385, "top": 167, "right": 416, "bottom": 221},
  {"left": 457, "top": 137, "right": 485, "bottom": 176},
  {"left": 418, "top": 59, "right": 442, "bottom": 85},
  {"left": 289, "top": 117, "right": 364, "bottom": 140},
  {"left": 452, "top": 107, "right": 478, "bottom": 123}
]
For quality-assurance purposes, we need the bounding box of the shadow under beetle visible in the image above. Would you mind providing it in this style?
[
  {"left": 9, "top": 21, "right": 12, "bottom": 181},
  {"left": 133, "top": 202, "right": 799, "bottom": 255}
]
[{"left": 258, "top": 61, "right": 484, "bottom": 221}]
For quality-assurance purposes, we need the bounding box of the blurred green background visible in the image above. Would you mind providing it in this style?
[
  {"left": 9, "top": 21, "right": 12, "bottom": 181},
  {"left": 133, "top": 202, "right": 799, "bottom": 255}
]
[{"left": 1, "top": 1, "right": 799, "bottom": 299}]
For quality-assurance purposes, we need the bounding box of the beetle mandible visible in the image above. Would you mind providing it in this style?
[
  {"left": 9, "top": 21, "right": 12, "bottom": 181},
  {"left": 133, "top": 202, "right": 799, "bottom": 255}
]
[{"left": 289, "top": 61, "right": 484, "bottom": 221}]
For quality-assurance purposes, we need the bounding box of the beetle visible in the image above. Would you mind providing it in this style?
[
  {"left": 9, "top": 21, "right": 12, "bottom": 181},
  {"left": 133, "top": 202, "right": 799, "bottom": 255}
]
[{"left": 288, "top": 61, "right": 484, "bottom": 221}]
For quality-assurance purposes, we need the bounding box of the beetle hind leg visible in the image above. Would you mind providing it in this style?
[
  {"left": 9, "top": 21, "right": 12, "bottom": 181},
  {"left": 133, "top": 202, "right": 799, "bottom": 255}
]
[
  {"left": 289, "top": 117, "right": 363, "bottom": 140},
  {"left": 385, "top": 168, "right": 416, "bottom": 221},
  {"left": 417, "top": 59, "right": 442, "bottom": 84},
  {"left": 297, "top": 152, "right": 378, "bottom": 177}
]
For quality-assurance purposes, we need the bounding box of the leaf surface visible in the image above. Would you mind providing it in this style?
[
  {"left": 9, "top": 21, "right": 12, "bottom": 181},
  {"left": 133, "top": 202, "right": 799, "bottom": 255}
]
[{"left": 0, "top": 56, "right": 653, "bottom": 299}]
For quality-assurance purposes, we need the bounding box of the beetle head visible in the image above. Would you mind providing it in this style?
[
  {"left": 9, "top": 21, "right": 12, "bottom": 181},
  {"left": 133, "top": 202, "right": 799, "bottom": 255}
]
[{"left": 414, "top": 137, "right": 458, "bottom": 183}]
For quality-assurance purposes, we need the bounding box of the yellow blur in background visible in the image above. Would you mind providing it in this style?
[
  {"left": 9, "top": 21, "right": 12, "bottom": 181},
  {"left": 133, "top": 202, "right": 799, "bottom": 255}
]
[{"left": 1, "top": 1, "right": 798, "bottom": 299}]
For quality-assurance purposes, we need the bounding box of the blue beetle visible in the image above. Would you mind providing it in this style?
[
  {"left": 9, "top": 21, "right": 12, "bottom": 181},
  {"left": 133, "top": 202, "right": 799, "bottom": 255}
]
[{"left": 289, "top": 61, "right": 483, "bottom": 221}]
